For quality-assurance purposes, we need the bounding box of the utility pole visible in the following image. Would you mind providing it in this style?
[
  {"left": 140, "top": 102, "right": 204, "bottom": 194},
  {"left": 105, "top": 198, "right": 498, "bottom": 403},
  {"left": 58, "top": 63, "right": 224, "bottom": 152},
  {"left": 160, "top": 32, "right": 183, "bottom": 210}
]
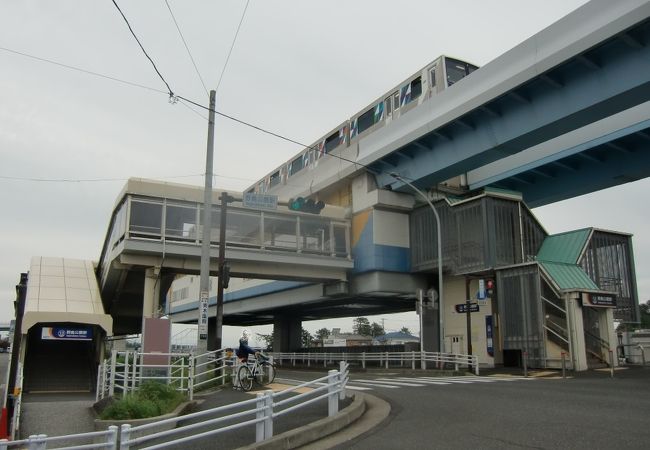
[{"left": 197, "top": 89, "right": 216, "bottom": 353}]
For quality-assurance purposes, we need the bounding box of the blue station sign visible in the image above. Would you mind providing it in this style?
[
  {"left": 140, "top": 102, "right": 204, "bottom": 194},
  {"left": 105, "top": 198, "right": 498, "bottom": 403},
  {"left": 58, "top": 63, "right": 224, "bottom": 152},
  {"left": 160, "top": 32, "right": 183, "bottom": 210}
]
[{"left": 41, "top": 327, "right": 93, "bottom": 341}]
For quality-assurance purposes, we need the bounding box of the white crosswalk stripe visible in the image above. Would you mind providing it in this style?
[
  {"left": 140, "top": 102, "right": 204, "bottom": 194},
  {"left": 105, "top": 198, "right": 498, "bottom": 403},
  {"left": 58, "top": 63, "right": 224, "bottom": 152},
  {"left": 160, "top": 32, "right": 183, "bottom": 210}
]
[{"left": 344, "top": 375, "right": 533, "bottom": 391}]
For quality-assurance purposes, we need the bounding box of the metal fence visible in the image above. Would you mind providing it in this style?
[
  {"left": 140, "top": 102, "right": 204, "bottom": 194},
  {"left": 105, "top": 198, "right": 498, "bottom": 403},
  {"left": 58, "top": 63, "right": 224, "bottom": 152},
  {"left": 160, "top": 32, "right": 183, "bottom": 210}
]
[
  {"left": 2, "top": 363, "right": 349, "bottom": 450},
  {"left": 97, "top": 349, "right": 230, "bottom": 402},
  {"left": 272, "top": 350, "right": 479, "bottom": 374}
]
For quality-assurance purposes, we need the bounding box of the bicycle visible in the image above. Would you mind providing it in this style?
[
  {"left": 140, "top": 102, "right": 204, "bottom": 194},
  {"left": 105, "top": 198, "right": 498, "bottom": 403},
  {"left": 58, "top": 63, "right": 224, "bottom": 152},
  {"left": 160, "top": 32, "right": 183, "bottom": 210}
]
[{"left": 237, "top": 355, "right": 276, "bottom": 391}]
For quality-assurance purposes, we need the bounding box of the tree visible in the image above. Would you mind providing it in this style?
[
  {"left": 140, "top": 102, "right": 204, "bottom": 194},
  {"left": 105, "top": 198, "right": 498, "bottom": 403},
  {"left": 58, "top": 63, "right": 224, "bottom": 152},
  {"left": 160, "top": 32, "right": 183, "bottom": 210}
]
[
  {"left": 399, "top": 327, "right": 412, "bottom": 335},
  {"left": 370, "top": 322, "right": 385, "bottom": 337},
  {"left": 639, "top": 300, "right": 650, "bottom": 329},
  {"left": 302, "top": 328, "right": 313, "bottom": 348},
  {"left": 256, "top": 332, "right": 273, "bottom": 351},
  {"left": 315, "top": 328, "right": 330, "bottom": 345},
  {"left": 353, "top": 317, "right": 372, "bottom": 336}
]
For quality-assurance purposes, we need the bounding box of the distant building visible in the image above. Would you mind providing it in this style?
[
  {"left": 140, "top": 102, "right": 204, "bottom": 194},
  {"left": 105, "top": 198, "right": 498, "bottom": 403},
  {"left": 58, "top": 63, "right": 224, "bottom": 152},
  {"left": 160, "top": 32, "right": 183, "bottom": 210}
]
[
  {"left": 374, "top": 331, "right": 420, "bottom": 345},
  {"left": 323, "top": 328, "right": 373, "bottom": 347}
]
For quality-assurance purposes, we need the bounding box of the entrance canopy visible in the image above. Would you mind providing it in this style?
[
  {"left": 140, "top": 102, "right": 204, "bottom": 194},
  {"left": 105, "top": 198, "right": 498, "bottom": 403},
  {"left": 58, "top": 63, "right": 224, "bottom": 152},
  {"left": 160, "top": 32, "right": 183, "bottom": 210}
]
[{"left": 22, "top": 257, "right": 112, "bottom": 335}]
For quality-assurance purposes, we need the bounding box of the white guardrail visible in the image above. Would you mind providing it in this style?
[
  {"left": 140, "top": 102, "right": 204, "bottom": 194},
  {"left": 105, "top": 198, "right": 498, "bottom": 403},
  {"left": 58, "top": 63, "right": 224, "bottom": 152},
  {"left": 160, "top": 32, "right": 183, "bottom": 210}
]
[
  {"left": 271, "top": 350, "right": 480, "bottom": 375},
  {"left": 0, "top": 362, "right": 349, "bottom": 450}
]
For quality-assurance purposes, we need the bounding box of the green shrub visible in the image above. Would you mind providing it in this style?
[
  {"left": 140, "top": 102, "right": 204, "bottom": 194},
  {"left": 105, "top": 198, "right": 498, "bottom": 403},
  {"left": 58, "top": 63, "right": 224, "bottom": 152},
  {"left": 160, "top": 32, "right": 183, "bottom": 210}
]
[{"left": 99, "top": 382, "right": 185, "bottom": 420}]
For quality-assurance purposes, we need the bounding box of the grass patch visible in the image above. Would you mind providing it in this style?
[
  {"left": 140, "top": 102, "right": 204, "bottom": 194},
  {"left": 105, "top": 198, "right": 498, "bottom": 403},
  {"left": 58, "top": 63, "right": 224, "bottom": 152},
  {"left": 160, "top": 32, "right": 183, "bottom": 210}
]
[{"left": 100, "top": 381, "right": 186, "bottom": 420}]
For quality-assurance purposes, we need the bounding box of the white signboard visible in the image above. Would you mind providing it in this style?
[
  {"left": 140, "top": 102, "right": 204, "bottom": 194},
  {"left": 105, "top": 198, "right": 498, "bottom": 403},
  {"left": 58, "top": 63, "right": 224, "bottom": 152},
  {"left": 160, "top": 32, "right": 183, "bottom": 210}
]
[
  {"left": 198, "top": 290, "right": 209, "bottom": 339},
  {"left": 243, "top": 192, "right": 278, "bottom": 210}
]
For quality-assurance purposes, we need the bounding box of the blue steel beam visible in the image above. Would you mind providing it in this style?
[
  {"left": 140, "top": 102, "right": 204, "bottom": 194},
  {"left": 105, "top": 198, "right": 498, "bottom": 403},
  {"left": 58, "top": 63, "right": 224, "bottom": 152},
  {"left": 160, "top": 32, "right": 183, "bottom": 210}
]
[{"left": 377, "top": 20, "right": 650, "bottom": 196}]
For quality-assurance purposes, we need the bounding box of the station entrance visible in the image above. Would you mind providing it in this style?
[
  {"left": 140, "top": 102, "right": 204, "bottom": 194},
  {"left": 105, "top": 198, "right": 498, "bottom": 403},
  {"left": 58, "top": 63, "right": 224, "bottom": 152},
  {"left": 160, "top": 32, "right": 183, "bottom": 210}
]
[{"left": 23, "top": 323, "right": 104, "bottom": 393}]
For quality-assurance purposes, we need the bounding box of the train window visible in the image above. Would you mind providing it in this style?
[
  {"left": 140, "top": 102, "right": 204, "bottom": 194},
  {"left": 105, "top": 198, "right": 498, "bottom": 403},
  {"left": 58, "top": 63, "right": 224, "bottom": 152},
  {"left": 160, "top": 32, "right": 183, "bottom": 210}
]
[
  {"left": 289, "top": 155, "right": 304, "bottom": 176},
  {"left": 392, "top": 92, "right": 400, "bottom": 111},
  {"left": 446, "top": 59, "right": 468, "bottom": 86},
  {"left": 357, "top": 108, "right": 375, "bottom": 134},
  {"left": 400, "top": 76, "right": 422, "bottom": 107},
  {"left": 324, "top": 131, "right": 339, "bottom": 153},
  {"left": 269, "top": 171, "right": 280, "bottom": 187},
  {"left": 385, "top": 96, "right": 392, "bottom": 115}
]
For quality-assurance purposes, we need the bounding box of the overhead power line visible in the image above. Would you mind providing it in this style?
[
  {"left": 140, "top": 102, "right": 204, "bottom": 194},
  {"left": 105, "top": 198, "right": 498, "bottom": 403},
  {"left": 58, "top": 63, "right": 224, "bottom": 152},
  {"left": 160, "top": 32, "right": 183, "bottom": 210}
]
[
  {"left": 216, "top": 0, "right": 251, "bottom": 94},
  {"left": 2, "top": 43, "right": 379, "bottom": 178},
  {"left": 176, "top": 95, "right": 380, "bottom": 176},
  {"left": 111, "top": 0, "right": 175, "bottom": 97},
  {"left": 0, "top": 46, "right": 166, "bottom": 94},
  {"left": 164, "top": 0, "right": 209, "bottom": 97}
]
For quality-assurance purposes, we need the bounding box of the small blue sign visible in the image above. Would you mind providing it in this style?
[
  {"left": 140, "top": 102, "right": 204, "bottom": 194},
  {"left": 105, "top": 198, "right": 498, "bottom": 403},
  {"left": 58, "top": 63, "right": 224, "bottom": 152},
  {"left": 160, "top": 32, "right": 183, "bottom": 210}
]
[
  {"left": 243, "top": 193, "right": 278, "bottom": 210},
  {"left": 486, "top": 316, "right": 494, "bottom": 357}
]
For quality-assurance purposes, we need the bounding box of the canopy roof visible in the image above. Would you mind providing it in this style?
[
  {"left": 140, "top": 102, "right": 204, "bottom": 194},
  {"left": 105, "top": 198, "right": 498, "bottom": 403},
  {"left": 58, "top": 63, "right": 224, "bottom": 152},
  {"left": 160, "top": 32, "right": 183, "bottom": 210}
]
[{"left": 22, "top": 257, "right": 113, "bottom": 335}]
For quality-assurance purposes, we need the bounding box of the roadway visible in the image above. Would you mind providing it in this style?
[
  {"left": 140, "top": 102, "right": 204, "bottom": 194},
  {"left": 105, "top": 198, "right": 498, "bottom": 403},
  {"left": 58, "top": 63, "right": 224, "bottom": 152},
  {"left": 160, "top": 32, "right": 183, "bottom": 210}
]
[{"left": 280, "top": 367, "right": 650, "bottom": 449}]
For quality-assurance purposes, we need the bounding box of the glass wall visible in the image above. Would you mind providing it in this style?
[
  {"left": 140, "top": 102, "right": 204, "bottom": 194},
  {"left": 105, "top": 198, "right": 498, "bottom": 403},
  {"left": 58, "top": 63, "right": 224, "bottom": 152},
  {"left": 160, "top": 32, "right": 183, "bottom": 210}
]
[
  {"left": 410, "top": 195, "right": 547, "bottom": 275},
  {"left": 112, "top": 194, "right": 350, "bottom": 258},
  {"left": 580, "top": 231, "right": 639, "bottom": 323}
]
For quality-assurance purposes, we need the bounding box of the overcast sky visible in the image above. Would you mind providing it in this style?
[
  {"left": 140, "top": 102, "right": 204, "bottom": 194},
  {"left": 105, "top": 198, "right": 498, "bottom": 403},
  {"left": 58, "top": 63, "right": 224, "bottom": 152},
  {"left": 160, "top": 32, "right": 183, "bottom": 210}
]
[{"left": 2, "top": 1, "right": 648, "bottom": 346}]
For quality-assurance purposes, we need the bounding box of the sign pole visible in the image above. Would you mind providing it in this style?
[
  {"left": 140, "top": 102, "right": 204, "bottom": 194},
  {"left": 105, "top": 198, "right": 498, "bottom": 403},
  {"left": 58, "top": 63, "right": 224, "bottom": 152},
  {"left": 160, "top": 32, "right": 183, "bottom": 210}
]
[{"left": 465, "top": 277, "right": 473, "bottom": 362}]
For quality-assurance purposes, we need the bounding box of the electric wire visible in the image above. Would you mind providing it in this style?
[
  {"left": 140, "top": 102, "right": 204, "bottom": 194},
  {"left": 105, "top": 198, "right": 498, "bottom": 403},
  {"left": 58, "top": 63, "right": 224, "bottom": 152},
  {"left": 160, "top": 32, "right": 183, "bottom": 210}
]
[
  {"left": 0, "top": 46, "right": 166, "bottom": 94},
  {"left": 2, "top": 43, "right": 383, "bottom": 182},
  {"left": 0, "top": 173, "right": 202, "bottom": 183},
  {"left": 111, "top": 0, "right": 175, "bottom": 97},
  {"left": 176, "top": 95, "right": 381, "bottom": 176},
  {"left": 215, "top": 0, "right": 251, "bottom": 94},
  {"left": 164, "top": 0, "right": 209, "bottom": 97}
]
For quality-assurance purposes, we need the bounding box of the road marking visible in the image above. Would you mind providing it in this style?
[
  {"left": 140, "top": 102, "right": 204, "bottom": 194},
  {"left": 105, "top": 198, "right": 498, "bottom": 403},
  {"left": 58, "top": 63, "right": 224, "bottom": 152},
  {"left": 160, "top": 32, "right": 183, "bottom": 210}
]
[
  {"left": 344, "top": 385, "right": 374, "bottom": 391},
  {"left": 348, "top": 381, "right": 401, "bottom": 389},
  {"left": 366, "top": 379, "right": 428, "bottom": 387}
]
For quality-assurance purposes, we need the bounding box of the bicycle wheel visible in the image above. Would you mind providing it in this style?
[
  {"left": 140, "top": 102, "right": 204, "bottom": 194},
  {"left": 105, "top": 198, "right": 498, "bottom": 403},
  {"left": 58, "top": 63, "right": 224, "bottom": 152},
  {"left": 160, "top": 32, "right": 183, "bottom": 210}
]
[
  {"left": 256, "top": 362, "right": 276, "bottom": 385},
  {"left": 238, "top": 365, "right": 254, "bottom": 391}
]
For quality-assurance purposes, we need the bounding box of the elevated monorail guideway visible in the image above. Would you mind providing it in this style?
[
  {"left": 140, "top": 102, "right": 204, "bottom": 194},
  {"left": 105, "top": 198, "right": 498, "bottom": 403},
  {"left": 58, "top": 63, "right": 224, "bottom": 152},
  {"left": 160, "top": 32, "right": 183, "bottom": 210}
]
[
  {"left": 366, "top": 0, "right": 650, "bottom": 199},
  {"left": 97, "top": 178, "right": 352, "bottom": 335},
  {"left": 248, "top": 1, "right": 650, "bottom": 209}
]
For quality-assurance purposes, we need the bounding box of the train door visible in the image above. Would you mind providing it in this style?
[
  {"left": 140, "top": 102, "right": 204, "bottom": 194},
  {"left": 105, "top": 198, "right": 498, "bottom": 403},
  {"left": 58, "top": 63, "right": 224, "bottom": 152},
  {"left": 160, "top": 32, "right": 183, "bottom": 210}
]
[{"left": 385, "top": 91, "right": 400, "bottom": 123}]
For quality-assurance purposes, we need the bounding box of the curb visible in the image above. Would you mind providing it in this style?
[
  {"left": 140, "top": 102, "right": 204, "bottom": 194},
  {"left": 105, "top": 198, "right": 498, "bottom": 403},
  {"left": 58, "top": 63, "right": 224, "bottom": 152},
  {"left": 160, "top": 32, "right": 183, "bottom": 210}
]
[{"left": 238, "top": 392, "right": 371, "bottom": 450}]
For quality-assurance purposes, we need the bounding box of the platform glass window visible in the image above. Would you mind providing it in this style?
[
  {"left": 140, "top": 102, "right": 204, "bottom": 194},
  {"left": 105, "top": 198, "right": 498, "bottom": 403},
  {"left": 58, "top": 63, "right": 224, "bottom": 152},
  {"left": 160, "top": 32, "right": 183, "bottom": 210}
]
[
  {"left": 165, "top": 202, "right": 197, "bottom": 241},
  {"left": 299, "top": 216, "right": 331, "bottom": 254},
  {"left": 129, "top": 198, "right": 163, "bottom": 237},
  {"left": 263, "top": 213, "right": 298, "bottom": 251},
  {"left": 227, "top": 209, "right": 262, "bottom": 247}
]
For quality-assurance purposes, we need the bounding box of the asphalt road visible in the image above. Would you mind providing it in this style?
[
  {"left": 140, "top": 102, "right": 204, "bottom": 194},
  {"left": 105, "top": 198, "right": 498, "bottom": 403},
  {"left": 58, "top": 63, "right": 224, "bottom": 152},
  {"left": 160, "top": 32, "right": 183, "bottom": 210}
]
[{"left": 330, "top": 368, "right": 650, "bottom": 450}]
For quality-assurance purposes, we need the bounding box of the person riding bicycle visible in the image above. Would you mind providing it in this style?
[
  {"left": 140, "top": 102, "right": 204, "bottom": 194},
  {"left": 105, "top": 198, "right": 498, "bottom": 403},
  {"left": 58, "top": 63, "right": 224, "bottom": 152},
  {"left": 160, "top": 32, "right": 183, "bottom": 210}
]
[{"left": 237, "top": 329, "right": 267, "bottom": 362}]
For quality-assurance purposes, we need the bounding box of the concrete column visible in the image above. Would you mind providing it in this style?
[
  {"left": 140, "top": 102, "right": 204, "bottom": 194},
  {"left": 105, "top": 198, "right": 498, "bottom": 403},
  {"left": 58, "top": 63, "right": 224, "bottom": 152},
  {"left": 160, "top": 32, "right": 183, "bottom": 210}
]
[
  {"left": 603, "top": 308, "right": 618, "bottom": 367},
  {"left": 567, "top": 296, "right": 588, "bottom": 371},
  {"left": 143, "top": 267, "right": 161, "bottom": 320},
  {"left": 421, "top": 306, "right": 440, "bottom": 352},
  {"left": 273, "top": 316, "right": 302, "bottom": 352}
]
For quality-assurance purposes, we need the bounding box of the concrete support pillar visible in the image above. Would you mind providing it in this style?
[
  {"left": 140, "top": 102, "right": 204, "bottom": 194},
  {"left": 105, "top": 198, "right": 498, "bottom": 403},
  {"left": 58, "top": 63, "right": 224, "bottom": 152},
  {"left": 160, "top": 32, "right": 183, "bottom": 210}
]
[
  {"left": 143, "top": 267, "right": 161, "bottom": 320},
  {"left": 273, "top": 316, "right": 302, "bottom": 352},
  {"left": 603, "top": 308, "right": 618, "bottom": 367},
  {"left": 421, "top": 305, "right": 441, "bottom": 352},
  {"left": 567, "top": 297, "right": 588, "bottom": 371}
]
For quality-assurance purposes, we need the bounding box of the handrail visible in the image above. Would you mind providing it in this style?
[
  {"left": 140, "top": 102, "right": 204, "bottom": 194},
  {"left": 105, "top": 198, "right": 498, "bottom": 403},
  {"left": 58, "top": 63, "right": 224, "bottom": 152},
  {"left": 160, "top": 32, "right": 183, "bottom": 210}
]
[{"left": 544, "top": 324, "right": 569, "bottom": 345}]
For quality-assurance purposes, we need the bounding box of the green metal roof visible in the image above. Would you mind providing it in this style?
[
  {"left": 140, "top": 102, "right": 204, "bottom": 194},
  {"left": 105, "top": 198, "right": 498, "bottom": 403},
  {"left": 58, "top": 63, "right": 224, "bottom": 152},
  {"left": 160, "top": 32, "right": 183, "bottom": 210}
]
[
  {"left": 536, "top": 228, "right": 592, "bottom": 264},
  {"left": 539, "top": 261, "right": 600, "bottom": 292}
]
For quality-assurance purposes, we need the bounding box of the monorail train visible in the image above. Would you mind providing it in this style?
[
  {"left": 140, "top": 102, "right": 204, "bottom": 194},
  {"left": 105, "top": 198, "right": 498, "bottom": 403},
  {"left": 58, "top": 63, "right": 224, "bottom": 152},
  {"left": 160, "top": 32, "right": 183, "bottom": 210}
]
[{"left": 248, "top": 55, "right": 478, "bottom": 197}]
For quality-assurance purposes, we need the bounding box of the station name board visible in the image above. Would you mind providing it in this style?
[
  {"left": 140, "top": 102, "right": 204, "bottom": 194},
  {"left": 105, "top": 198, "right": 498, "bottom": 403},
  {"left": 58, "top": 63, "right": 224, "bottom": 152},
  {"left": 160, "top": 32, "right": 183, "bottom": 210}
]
[
  {"left": 41, "top": 327, "right": 92, "bottom": 341},
  {"left": 582, "top": 293, "right": 617, "bottom": 308}
]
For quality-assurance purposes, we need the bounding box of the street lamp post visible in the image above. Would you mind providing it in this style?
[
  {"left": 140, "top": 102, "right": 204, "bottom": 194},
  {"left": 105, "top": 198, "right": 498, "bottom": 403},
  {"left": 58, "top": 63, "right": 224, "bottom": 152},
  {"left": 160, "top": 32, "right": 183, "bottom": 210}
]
[{"left": 389, "top": 173, "right": 444, "bottom": 352}]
